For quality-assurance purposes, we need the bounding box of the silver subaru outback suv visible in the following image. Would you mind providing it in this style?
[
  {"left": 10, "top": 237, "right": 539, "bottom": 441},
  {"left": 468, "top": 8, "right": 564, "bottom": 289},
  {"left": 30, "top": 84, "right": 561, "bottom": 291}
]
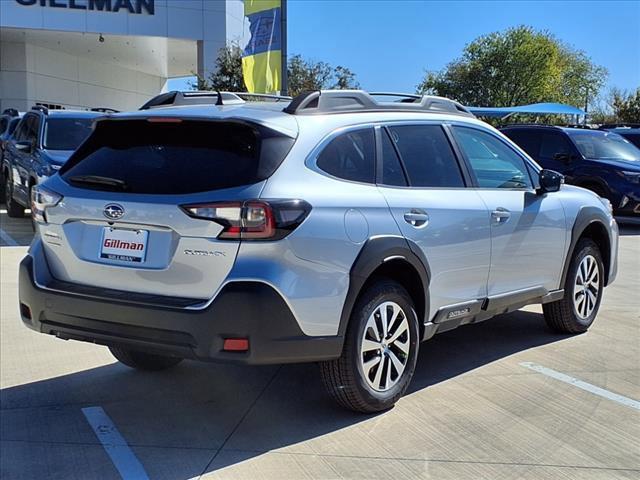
[{"left": 19, "top": 90, "right": 618, "bottom": 413}]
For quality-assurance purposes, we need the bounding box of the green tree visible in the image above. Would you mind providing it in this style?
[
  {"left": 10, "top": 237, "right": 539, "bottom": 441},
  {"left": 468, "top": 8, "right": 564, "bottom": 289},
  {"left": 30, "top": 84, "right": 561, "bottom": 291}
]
[
  {"left": 192, "top": 43, "right": 246, "bottom": 92},
  {"left": 286, "top": 56, "right": 360, "bottom": 96},
  {"left": 611, "top": 87, "right": 640, "bottom": 122},
  {"left": 417, "top": 26, "right": 607, "bottom": 109},
  {"left": 286, "top": 54, "right": 333, "bottom": 96},
  {"left": 332, "top": 66, "right": 361, "bottom": 90},
  {"left": 193, "top": 48, "right": 360, "bottom": 97}
]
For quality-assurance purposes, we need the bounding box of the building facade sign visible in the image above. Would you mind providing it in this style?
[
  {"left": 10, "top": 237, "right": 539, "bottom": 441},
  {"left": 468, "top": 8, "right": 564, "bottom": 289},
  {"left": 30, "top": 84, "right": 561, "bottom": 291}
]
[{"left": 14, "top": 0, "right": 155, "bottom": 15}]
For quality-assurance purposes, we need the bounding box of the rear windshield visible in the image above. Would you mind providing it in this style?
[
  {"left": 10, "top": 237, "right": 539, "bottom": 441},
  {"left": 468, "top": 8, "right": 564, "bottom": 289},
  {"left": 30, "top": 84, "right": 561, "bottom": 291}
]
[
  {"left": 44, "top": 117, "right": 95, "bottom": 150},
  {"left": 60, "top": 119, "right": 295, "bottom": 194}
]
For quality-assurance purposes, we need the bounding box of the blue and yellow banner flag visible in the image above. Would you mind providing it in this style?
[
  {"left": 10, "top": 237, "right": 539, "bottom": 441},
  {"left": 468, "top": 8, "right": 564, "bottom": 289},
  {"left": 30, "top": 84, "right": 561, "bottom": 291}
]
[{"left": 242, "top": 0, "right": 282, "bottom": 93}]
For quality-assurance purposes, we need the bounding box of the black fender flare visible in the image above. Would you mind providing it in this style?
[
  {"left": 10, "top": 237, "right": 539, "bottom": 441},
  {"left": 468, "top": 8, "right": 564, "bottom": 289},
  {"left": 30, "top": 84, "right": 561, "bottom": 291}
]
[
  {"left": 561, "top": 206, "right": 614, "bottom": 288},
  {"left": 337, "top": 236, "right": 431, "bottom": 338}
]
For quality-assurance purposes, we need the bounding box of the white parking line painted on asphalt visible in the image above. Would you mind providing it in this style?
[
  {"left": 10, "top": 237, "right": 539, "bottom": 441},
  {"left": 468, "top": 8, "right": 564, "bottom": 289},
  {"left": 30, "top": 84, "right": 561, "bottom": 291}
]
[
  {"left": 520, "top": 362, "right": 640, "bottom": 410},
  {"left": 0, "top": 227, "right": 19, "bottom": 246},
  {"left": 82, "top": 406, "right": 150, "bottom": 480}
]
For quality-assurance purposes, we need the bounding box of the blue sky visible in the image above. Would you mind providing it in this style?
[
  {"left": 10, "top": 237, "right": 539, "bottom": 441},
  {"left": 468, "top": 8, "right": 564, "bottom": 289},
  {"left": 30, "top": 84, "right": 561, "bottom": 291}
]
[{"left": 171, "top": 0, "right": 640, "bottom": 98}]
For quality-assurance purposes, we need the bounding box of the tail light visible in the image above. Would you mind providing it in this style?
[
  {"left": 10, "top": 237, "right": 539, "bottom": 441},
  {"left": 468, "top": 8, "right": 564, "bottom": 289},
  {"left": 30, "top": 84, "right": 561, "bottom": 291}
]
[
  {"left": 180, "top": 199, "right": 311, "bottom": 240},
  {"left": 31, "top": 186, "right": 63, "bottom": 224}
]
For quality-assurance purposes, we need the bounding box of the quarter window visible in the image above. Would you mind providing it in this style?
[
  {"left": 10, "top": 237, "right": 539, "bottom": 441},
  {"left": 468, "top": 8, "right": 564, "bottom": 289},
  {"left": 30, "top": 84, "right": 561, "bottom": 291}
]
[
  {"left": 387, "top": 125, "right": 464, "bottom": 187},
  {"left": 453, "top": 127, "right": 533, "bottom": 189},
  {"left": 316, "top": 128, "right": 375, "bottom": 183}
]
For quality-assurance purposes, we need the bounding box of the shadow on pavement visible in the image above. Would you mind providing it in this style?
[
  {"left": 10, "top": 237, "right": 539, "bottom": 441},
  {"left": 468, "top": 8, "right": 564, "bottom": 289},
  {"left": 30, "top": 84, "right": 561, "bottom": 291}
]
[{"left": 1, "top": 310, "right": 568, "bottom": 478}]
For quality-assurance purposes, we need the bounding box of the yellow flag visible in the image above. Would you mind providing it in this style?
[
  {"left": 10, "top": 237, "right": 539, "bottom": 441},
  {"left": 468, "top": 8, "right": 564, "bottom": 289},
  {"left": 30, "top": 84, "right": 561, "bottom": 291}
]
[{"left": 242, "top": 0, "right": 282, "bottom": 93}]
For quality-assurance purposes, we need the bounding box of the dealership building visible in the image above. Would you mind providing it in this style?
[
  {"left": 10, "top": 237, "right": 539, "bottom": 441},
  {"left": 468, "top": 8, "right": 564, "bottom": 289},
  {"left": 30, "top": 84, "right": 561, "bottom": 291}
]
[{"left": 0, "top": 0, "right": 244, "bottom": 112}]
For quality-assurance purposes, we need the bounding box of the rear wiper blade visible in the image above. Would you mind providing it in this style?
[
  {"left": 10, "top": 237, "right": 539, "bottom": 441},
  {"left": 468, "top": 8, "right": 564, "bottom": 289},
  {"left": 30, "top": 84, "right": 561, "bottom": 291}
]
[{"left": 68, "top": 175, "right": 128, "bottom": 190}]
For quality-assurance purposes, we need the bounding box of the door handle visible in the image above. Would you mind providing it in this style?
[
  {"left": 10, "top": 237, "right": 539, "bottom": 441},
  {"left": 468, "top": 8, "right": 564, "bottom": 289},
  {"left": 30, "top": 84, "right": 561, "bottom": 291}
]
[
  {"left": 491, "top": 207, "right": 511, "bottom": 224},
  {"left": 404, "top": 210, "right": 429, "bottom": 227}
]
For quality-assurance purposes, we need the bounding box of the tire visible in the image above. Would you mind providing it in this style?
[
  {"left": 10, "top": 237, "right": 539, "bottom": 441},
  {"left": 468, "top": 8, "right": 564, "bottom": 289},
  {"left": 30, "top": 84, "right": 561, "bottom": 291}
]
[
  {"left": 5, "top": 172, "right": 25, "bottom": 218},
  {"left": 543, "top": 238, "right": 604, "bottom": 334},
  {"left": 320, "top": 279, "right": 420, "bottom": 413},
  {"left": 0, "top": 168, "right": 5, "bottom": 202},
  {"left": 109, "top": 346, "right": 183, "bottom": 371}
]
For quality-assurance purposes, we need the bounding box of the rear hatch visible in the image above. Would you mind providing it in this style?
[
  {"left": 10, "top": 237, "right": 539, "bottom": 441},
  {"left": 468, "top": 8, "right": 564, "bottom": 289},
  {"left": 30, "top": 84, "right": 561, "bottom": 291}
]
[{"left": 39, "top": 117, "right": 295, "bottom": 300}]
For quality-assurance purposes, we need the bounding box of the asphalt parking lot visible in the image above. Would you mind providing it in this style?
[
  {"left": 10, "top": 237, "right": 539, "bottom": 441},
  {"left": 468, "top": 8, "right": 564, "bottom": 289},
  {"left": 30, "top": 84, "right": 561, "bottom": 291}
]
[{"left": 1, "top": 210, "right": 639, "bottom": 480}]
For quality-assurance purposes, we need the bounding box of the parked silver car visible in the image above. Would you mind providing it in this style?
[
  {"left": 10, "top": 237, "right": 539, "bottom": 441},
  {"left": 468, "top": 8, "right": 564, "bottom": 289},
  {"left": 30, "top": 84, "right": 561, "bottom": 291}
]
[{"left": 19, "top": 90, "right": 618, "bottom": 412}]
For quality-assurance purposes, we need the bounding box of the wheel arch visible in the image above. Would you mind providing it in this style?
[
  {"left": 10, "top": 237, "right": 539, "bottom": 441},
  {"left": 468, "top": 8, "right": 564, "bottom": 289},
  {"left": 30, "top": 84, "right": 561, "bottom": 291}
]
[
  {"left": 338, "top": 236, "right": 430, "bottom": 340},
  {"left": 563, "top": 207, "right": 613, "bottom": 287},
  {"left": 574, "top": 177, "right": 611, "bottom": 197}
]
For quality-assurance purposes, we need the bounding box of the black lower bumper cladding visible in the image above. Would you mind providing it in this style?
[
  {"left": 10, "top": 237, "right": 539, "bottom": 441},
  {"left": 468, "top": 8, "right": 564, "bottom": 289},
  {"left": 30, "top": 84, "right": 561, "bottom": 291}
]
[{"left": 19, "top": 253, "right": 343, "bottom": 365}]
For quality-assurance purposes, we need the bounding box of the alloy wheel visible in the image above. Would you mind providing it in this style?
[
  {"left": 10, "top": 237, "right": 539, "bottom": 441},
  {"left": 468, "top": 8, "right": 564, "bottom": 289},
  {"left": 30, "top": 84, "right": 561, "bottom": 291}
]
[
  {"left": 573, "top": 254, "right": 600, "bottom": 319},
  {"left": 360, "top": 301, "right": 410, "bottom": 392}
]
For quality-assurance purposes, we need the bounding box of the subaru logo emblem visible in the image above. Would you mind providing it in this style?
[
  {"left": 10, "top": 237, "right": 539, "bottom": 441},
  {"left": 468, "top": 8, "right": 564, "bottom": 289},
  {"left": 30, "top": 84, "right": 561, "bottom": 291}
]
[{"left": 103, "top": 203, "right": 125, "bottom": 220}]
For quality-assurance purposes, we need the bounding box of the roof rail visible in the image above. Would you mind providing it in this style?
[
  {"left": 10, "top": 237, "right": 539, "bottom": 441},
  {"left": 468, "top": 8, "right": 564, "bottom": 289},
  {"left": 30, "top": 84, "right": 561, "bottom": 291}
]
[
  {"left": 283, "top": 90, "right": 474, "bottom": 116},
  {"left": 31, "top": 105, "right": 49, "bottom": 115},
  {"left": 235, "top": 92, "right": 292, "bottom": 102},
  {"left": 139, "top": 90, "right": 245, "bottom": 110},
  {"left": 2, "top": 108, "right": 19, "bottom": 117},
  {"left": 91, "top": 107, "right": 119, "bottom": 113}
]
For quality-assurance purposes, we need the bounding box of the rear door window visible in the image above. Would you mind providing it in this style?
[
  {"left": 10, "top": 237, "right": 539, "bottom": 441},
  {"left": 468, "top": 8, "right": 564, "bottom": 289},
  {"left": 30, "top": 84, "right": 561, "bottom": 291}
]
[
  {"left": 503, "top": 129, "right": 541, "bottom": 158},
  {"left": 387, "top": 125, "right": 464, "bottom": 187},
  {"left": 61, "top": 120, "right": 295, "bottom": 194},
  {"left": 539, "top": 132, "right": 574, "bottom": 161},
  {"left": 316, "top": 128, "right": 375, "bottom": 183}
]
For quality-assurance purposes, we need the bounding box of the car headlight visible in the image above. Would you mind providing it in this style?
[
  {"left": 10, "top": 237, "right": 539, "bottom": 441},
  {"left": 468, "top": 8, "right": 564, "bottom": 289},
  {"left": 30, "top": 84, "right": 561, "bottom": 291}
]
[{"left": 621, "top": 171, "right": 640, "bottom": 184}]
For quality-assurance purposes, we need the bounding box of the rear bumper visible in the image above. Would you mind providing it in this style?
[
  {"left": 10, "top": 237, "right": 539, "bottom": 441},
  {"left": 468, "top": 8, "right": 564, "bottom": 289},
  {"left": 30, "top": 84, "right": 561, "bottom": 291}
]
[{"left": 18, "top": 247, "right": 343, "bottom": 365}]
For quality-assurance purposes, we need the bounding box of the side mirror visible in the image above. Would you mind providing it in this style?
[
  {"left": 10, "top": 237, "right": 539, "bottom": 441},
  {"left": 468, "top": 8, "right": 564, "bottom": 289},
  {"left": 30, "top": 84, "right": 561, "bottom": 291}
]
[
  {"left": 538, "top": 169, "right": 564, "bottom": 194},
  {"left": 553, "top": 152, "right": 572, "bottom": 163},
  {"left": 15, "top": 141, "right": 32, "bottom": 153}
]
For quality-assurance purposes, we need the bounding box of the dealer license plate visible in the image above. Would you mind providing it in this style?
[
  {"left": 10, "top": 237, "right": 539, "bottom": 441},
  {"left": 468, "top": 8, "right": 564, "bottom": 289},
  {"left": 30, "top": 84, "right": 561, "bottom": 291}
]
[{"left": 100, "top": 227, "right": 149, "bottom": 263}]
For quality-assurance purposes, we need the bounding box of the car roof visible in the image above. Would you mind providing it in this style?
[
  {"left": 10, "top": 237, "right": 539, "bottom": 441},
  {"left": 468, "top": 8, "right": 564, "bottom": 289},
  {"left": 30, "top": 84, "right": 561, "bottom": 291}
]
[
  {"left": 608, "top": 127, "right": 640, "bottom": 134},
  {"left": 501, "top": 125, "right": 616, "bottom": 135},
  {"left": 106, "top": 100, "right": 487, "bottom": 140},
  {"left": 41, "top": 110, "right": 104, "bottom": 119}
]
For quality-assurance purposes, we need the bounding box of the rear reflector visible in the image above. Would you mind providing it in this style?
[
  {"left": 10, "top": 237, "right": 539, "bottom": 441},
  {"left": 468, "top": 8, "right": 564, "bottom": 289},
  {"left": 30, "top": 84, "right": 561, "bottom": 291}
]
[{"left": 223, "top": 338, "right": 249, "bottom": 351}]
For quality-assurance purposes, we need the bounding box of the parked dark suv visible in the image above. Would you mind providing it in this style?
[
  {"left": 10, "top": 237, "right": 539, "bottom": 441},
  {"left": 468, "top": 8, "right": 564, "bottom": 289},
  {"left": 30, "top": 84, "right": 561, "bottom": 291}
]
[
  {"left": 599, "top": 125, "right": 640, "bottom": 149},
  {"left": 2, "top": 107, "right": 101, "bottom": 217},
  {"left": 0, "top": 109, "right": 23, "bottom": 198},
  {"left": 501, "top": 125, "right": 640, "bottom": 223}
]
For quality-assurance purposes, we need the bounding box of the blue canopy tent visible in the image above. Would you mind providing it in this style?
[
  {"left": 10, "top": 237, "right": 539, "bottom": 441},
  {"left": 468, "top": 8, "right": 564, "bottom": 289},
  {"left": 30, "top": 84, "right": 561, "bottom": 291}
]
[{"left": 468, "top": 102, "right": 586, "bottom": 120}]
